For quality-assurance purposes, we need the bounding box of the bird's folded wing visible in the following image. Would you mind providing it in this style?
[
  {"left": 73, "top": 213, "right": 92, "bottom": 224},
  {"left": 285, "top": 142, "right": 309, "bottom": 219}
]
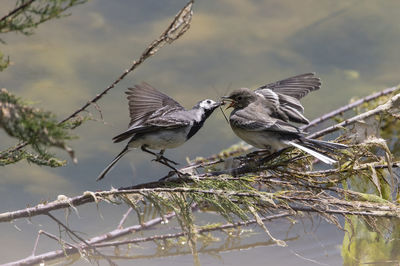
[
  {"left": 126, "top": 82, "right": 185, "bottom": 127},
  {"left": 255, "top": 73, "right": 321, "bottom": 100},
  {"left": 231, "top": 111, "right": 302, "bottom": 134},
  {"left": 146, "top": 115, "right": 191, "bottom": 128},
  {"left": 113, "top": 116, "right": 189, "bottom": 143}
]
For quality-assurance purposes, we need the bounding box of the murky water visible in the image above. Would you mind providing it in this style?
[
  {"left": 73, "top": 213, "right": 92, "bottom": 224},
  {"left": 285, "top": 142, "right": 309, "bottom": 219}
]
[{"left": 1, "top": 0, "right": 400, "bottom": 265}]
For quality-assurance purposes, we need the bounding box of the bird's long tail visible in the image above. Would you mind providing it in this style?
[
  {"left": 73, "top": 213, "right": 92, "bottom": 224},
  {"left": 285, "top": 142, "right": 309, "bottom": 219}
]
[
  {"left": 287, "top": 139, "right": 347, "bottom": 165},
  {"left": 97, "top": 146, "right": 129, "bottom": 181}
]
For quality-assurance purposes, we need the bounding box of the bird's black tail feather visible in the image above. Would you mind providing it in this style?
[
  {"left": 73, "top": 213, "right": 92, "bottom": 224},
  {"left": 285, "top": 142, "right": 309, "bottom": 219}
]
[
  {"left": 113, "top": 130, "right": 135, "bottom": 143},
  {"left": 302, "top": 139, "right": 347, "bottom": 153},
  {"left": 97, "top": 145, "right": 129, "bottom": 181}
]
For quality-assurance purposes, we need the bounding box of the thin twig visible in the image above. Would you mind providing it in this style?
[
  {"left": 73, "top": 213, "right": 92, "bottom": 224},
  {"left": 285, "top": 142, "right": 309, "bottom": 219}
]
[
  {"left": 309, "top": 92, "right": 400, "bottom": 139},
  {"left": 94, "top": 211, "right": 291, "bottom": 248},
  {"left": 5, "top": 212, "right": 177, "bottom": 265},
  {"left": 31, "top": 229, "right": 77, "bottom": 257},
  {"left": 0, "top": 0, "right": 36, "bottom": 23},
  {"left": 47, "top": 212, "right": 116, "bottom": 265},
  {"left": 302, "top": 86, "right": 399, "bottom": 131},
  {"left": 31, "top": 230, "right": 41, "bottom": 257},
  {"left": 58, "top": 0, "right": 193, "bottom": 125},
  {"left": 118, "top": 207, "right": 133, "bottom": 229}
]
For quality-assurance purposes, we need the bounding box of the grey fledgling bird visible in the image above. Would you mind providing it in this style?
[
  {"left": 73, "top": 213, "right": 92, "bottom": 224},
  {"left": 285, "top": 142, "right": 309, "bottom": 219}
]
[
  {"left": 222, "top": 74, "right": 346, "bottom": 164},
  {"left": 97, "top": 83, "right": 221, "bottom": 181}
]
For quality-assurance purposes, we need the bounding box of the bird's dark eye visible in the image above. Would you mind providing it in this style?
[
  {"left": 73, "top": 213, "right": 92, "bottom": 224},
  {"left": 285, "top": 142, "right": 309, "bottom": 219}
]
[
  {"left": 237, "top": 96, "right": 242, "bottom": 101},
  {"left": 206, "top": 100, "right": 211, "bottom": 104}
]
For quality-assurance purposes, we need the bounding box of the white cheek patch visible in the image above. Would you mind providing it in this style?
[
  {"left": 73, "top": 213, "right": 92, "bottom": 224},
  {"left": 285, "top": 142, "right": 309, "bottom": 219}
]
[{"left": 200, "top": 100, "right": 215, "bottom": 109}]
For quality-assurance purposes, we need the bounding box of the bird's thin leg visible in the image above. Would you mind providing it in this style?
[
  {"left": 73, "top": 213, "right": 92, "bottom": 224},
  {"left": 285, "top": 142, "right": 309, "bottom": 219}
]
[
  {"left": 141, "top": 146, "right": 159, "bottom": 158},
  {"left": 247, "top": 149, "right": 272, "bottom": 158},
  {"left": 258, "top": 147, "right": 291, "bottom": 164},
  {"left": 156, "top": 149, "right": 179, "bottom": 165},
  {"left": 141, "top": 146, "right": 185, "bottom": 178},
  {"left": 237, "top": 149, "right": 271, "bottom": 162},
  {"left": 141, "top": 147, "right": 178, "bottom": 165}
]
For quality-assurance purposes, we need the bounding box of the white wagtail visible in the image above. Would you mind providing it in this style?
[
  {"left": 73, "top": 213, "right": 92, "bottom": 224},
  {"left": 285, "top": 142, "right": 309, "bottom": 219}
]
[
  {"left": 222, "top": 73, "right": 346, "bottom": 164},
  {"left": 97, "top": 82, "right": 221, "bottom": 180}
]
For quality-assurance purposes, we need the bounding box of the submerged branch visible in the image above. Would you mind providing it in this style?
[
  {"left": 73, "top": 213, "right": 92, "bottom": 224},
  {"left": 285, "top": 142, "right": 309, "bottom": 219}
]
[
  {"left": 5, "top": 212, "right": 290, "bottom": 265},
  {"left": 6, "top": 211, "right": 178, "bottom": 266}
]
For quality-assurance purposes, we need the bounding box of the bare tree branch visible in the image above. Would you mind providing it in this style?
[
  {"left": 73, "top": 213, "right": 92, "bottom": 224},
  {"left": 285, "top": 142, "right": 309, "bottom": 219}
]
[
  {"left": 47, "top": 213, "right": 116, "bottom": 265},
  {"left": 1, "top": 157, "right": 399, "bottom": 223},
  {"left": 309, "top": 92, "right": 400, "bottom": 139},
  {"left": 95, "top": 211, "right": 291, "bottom": 248},
  {"left": 302, "top": 86, "right": 399, "bottom": 131},
  {"left": 5, "top": 211, "right": 177, "bottom": 265},
  {"left": 5, "top": 211, "right": 290, "bottom": 265},
  {"left": 31, "top": 230, "right": 77, "bottom": 257}
]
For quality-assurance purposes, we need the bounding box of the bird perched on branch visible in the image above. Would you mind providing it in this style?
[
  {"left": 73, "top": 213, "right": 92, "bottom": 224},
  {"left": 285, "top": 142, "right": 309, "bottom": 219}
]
[
  {"left": 222, "top": 73, "right": 346, "bottom": 164},
  {"left": 97, "top": 83, "right": 221, "bottom": 181}
]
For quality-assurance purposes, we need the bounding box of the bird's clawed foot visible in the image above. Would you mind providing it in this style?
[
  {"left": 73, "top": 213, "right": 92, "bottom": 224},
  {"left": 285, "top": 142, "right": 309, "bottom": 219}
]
[
  {"left": 247, "top": 149, "right": 272, "bottom": 158},
  {"left": 257, "top": 147, "right": 291, "bottom": 164},
  {"left": 141, "top": 146, "right": 179, "bottom": 165},
  {"left": 159, "top": 170, "right": 190, "bottom": 181},
  {"left": 152, "top": 154, "right": 179, "bottom": 165}
]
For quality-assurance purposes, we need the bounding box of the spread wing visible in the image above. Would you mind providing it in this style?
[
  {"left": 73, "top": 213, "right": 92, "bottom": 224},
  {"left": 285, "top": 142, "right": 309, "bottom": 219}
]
[
  {"left": 255, "top": 73, "right": 321, "bottom": 124},
  {"left": 125, "top": 82, "right": 185, "bottom": 127},
  {"left": 255, "top": 73, "right": 321, "bottom": 100}
]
